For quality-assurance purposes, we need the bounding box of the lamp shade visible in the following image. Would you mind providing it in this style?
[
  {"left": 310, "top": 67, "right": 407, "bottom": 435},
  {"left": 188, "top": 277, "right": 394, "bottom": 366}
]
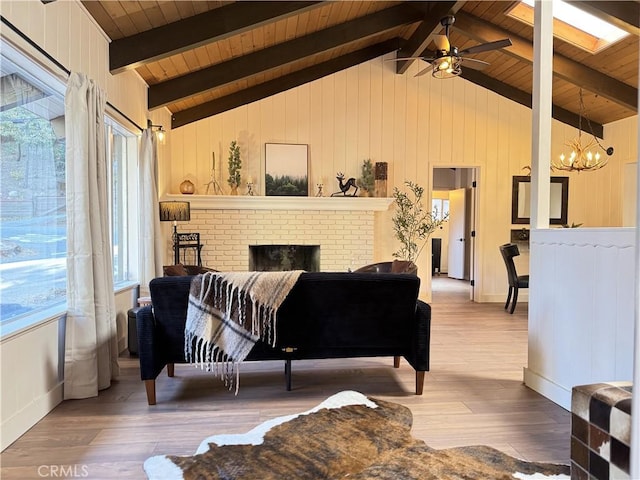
[{"left": 159, "top": 201, "right": 190, "bottom": 222}]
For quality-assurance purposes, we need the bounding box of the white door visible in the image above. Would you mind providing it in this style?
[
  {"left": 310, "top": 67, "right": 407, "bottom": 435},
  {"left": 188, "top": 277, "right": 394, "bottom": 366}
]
[{"left": 447, "top": 188, "right": 466, "bottom": 279}]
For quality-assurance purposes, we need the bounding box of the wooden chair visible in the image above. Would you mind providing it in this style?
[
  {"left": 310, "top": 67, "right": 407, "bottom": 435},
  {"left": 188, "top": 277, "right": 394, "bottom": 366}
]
[
  {"left": 499, "top": 243, "right": 529, "bottom": 314},
  {"left": 353, "top": 260, "right": 418, "bottom": 275},
  {"left": 175, "top": 232, "right": 203, "bottom": 266}
]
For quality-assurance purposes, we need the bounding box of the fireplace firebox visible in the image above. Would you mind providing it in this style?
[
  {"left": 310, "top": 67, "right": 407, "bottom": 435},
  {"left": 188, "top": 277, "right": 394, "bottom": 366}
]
[{"left": 249, "top": 245, "right": 320, "bottom": 272}]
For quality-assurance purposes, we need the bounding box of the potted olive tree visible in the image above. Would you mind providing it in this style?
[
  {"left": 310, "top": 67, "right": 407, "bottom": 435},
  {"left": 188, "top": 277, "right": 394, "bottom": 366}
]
[{"left": 392, "top": 181, "right": 448, "bottom": 265}]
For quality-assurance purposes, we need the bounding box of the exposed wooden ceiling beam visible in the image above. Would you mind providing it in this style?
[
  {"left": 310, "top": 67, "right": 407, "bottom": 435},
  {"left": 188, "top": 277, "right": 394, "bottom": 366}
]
[
  {"left": 454, "top": 11, "right": 638, "bottom": 112},
  {"left": 109, "top": 1, "right": 323, "bottom": 74},
  {"left": 461, "top": 69, "right": 604, "bottom": 137},
  {"left": 565, "top": 1, "right": 640, "bottom": 36},
  {"left": 171, "top": 39, "right": 400, "bottom": 129},
  {"left": 150, "top": 3, "right": 428, "bottom": 109},
  {"left": 395, "top": 1, "right": 464, "bottom": 74}
]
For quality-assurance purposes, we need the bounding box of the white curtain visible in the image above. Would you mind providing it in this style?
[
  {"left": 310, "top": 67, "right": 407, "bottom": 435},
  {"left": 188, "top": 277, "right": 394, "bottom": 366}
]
[
  {"left": 64, "top": 72, "right": 119, "bottom": 399},
  {"left": 139, "top": 129, "right": 163, "bottom": 295}
]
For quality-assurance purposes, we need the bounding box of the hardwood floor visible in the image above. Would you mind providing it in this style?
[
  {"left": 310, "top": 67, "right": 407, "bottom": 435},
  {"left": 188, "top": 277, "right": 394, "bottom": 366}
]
[{"left": 1, "top": 279, "right": 569, "bottom": 479}]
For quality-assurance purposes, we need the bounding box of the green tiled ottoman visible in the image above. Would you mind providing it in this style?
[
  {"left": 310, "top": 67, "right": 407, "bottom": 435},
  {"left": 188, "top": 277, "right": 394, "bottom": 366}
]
[{"left": 571, "top": 382, "right": 632, "bottom": 480}]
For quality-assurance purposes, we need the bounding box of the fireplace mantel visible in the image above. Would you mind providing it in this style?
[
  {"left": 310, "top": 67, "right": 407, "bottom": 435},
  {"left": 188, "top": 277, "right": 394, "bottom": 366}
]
[{"left": 162, "top": 194, "right": 394, "bottom": 211}]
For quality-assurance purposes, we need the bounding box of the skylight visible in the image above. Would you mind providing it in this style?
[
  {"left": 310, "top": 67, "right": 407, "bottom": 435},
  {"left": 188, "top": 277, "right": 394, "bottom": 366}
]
[{"left": 509, "top": 0, "right": 629, "bottom": 53}]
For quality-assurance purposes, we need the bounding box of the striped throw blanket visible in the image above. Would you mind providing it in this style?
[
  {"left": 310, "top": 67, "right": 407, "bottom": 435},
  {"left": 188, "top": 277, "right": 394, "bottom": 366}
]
[{"left": 185, "top": 270, "right": 303, "bottom": 393}]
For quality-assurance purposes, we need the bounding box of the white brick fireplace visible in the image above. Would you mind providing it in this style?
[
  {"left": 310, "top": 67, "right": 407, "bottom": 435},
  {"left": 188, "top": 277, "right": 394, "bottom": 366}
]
[{"left": 164, "top": 195, "right": 393, "bottom": 272}]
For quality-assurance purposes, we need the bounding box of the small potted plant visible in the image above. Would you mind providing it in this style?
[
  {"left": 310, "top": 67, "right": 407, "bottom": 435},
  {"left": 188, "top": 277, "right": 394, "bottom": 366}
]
[
  {"left": 227, "top": 140, "right": 242, "bottom": 195},
  {"left": 392, "top": 181, "right": 448, "bottom": 265},
  {"left": 358, "top": 159, "right": 375, "bottom": 197}
]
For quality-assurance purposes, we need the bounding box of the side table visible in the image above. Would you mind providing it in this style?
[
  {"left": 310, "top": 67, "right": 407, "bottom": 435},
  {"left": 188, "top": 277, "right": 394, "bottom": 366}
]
[
  {"left": 127, "top": 307, "right": 140, "bottom": 356},
  {"left": 128, "top": 297, "right": 151, "bottom": 356}
]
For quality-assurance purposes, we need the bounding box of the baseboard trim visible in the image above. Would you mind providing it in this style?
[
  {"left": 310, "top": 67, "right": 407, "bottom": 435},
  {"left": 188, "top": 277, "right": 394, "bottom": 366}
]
[
  {"left": 1, "top": 382, "right": 63, "bottom": 451},
  {"left": 523, "top": 367, "right": 571, "bottom": 411},
  {"left": 475, "top": 294, "right": 529, "bottom": 303}
]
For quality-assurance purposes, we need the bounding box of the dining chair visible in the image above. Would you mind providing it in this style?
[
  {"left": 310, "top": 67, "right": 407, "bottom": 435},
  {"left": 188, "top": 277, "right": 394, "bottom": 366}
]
[{"left": 499, "top": 243, "right": 529, "bottom": 314}]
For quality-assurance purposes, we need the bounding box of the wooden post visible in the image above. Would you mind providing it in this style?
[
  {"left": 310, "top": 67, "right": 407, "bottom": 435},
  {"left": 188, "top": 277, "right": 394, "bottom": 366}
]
[{"left": 530, "top": 0, "right": 553, "bottom": 229}]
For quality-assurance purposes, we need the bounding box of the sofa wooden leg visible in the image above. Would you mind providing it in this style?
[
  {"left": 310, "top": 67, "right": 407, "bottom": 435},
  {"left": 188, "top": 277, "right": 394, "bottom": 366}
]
[
  {"left": 393, "top": 356, "right": 401, "bottom": 368},
  {"left": 167, "top": 363, "right": 175, "bottom": 377},
  {"left": 145, "top": 380, "right": 157, "bottom": 405},
  {"left": 415, "top": 371, "right": 425, "bottom": 395}
]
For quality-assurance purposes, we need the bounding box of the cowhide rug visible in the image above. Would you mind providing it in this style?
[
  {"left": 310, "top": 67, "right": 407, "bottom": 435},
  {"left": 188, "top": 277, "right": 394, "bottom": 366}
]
[{"left": 144, "top": 391, "right": 570, "bottom": 480}]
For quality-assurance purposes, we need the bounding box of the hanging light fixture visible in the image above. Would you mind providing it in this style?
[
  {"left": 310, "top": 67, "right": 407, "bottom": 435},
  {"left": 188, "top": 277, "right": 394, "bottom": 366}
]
[
  {"left": 432, "top": 52, "right": 462, "bottom": 79},
  {"left": 147, "top": 119, "right": 166, "bottom": 143},
  {"left": 553, "top": 89, "right": 613, "bottom": 173}
]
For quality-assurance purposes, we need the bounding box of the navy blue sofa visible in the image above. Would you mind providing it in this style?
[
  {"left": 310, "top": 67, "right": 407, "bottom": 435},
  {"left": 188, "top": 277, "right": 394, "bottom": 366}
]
[{"left": 136, "top": 272, "right": 431, "bottom": 404}]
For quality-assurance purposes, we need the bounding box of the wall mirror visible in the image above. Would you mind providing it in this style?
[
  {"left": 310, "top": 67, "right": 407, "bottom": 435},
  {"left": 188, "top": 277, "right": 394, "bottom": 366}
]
[{"left": 511, "top": 176, "right": 569, "bottom": 225}]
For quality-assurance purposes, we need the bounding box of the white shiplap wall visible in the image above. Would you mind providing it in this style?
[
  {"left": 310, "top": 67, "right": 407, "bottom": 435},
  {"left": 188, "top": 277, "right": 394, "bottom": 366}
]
[
  {"left": 606, "top": 116, "right": 639, "bottom": 226},
  {"left": 169, "top": 53, "right": 627, "bottom": 302},
  {"left": 526, "top": 228, "right": 636, "bottom": 409}
]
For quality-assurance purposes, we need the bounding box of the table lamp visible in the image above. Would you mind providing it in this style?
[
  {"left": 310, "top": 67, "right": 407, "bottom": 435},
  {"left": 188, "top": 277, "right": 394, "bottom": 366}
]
[{"left": 159, "top": 201, "right": 191, "bottom": 264}]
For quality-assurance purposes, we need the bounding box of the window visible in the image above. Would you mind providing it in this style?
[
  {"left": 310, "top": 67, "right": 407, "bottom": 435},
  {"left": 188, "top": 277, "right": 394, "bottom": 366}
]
[
  {"left": 508, "top": 0, "right": 629, "bottom": 54},
  {"left": 0, "top": 39, "right": 139, "bottom": 333},
  {"left": 432, "top": 199, "right": 450, "bottom": 221},
  {"left": 0, "top": 41, "right": 67, "bottom": 326},
  {"left": 106, "top": 119, "right": 137, "bottom": 285}
]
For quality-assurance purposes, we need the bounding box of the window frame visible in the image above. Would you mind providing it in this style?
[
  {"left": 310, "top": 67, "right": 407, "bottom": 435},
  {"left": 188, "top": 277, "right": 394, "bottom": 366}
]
[
  {"left": 105, "top": 116, "right": 139, "bottom": 286},
  {"left": 0, "top": 38, "right": 141, "bottom": 339}
]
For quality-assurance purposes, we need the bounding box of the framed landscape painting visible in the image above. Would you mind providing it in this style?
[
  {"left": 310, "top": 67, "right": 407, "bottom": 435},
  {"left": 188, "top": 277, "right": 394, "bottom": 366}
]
[{"left": 265, "top": 143, "right": 309, "bottom": 196}]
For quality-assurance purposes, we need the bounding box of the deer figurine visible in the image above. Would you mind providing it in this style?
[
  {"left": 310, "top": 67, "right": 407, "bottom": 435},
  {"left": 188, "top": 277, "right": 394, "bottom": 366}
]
[{"left": 331, "top": 172, "right": 358, "bottom": 197}]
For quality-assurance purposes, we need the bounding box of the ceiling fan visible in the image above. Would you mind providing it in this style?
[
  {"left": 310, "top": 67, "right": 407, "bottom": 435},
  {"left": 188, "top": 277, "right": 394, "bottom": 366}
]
[{"left": 394, "top": 15, "right": 512, "bottom": 79}]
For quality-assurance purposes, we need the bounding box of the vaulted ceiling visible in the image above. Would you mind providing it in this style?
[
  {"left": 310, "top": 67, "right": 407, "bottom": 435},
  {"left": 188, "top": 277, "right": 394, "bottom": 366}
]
[{"left": 79, "top": 1, "right": 639, "bottom": 135}]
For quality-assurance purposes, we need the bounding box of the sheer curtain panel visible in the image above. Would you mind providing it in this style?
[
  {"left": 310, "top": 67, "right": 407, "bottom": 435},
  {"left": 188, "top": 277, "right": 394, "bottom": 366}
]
[
  {"left": 139, "top": 129, "right": 163, "bottom": 295},
  {"left": 64, "top": 72, "right": 119, "bottom": 399}
]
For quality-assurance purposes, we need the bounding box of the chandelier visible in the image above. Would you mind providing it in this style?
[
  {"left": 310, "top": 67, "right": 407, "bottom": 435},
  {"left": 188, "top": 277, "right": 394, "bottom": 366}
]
[{"left": 553, "top": 89, "right": 613, "bottom": 173}]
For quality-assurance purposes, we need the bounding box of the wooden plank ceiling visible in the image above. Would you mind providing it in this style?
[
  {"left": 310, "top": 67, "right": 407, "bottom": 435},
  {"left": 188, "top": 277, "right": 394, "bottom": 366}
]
[{"left": 78, "top": 1, "right": 639, "bottom": 132}]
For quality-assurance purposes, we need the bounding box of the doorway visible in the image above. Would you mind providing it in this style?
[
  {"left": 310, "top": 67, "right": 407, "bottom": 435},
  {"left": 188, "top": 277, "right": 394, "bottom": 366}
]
[{"left": 431, "top": 167, "right": 477, "bottom": 302}]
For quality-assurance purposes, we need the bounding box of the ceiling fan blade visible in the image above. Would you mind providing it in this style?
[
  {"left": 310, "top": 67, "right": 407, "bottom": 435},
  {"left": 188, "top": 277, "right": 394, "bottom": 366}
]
[
  {"left": 433, "top": 34, "right": 450, "bottom": 52},
  {"left": 385, "top": 56, "right": 430, "bottom": 62},
  {"left": 459, "top": 38, "right": 512, "bottom": 55},
  {"left": 461, "top": 58, "right": 490, "bottom": 71},
  {"left": 414, "top": 63, "right": 435, "bottom": 77}
]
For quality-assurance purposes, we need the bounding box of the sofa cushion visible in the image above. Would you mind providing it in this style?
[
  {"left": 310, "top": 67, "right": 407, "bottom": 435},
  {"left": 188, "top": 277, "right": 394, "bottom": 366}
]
[{"left": 272, "top": 272, "right": 420, "bottom": 353}]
